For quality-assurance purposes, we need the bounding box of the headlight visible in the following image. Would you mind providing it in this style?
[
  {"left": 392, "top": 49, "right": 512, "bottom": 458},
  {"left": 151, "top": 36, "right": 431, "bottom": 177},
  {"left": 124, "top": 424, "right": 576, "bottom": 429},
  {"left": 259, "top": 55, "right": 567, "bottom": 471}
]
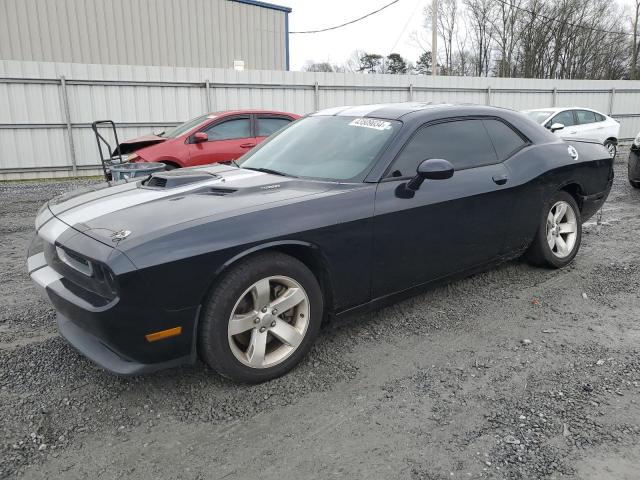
[
  {"left": 124, "top": 153, "right": 141, "bottom": 162},
  {"left": 633, "top": 134, "right": 640, "bottom": 148}
]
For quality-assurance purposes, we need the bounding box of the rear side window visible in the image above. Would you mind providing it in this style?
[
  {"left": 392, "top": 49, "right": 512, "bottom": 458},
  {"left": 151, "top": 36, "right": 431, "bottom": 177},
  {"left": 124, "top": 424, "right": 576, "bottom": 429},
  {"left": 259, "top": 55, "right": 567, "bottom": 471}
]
[
  {"left": 482, "top": 119, "right": 527, "bottom": 161},
  {"left": 549, "top": 111, "right": 575, "bottom": 127},
  {"left": 576, "top": 110, "right": 597, "bottom": 125},
  {"left": 388, "top": 119, "right": 498, "bottom": 177},
  {"left": 257, "top": 117, "right": 292, "bottom": 137},
  {"left": 203, "top": 118, "right": 251, "bottom": 140},
  {"left": 595, "top": 112, "right": 606, "bottom": 122}
]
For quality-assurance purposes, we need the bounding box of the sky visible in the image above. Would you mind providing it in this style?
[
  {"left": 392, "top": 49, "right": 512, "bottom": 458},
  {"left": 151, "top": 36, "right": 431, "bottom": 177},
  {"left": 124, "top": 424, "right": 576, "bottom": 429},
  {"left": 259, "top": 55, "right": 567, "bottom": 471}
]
[
  {"left": 276, "top": 0, "right": 637, "bottom": 72},
  {"left": 278, "top": 0, "right": 429, "bottom": 71}
]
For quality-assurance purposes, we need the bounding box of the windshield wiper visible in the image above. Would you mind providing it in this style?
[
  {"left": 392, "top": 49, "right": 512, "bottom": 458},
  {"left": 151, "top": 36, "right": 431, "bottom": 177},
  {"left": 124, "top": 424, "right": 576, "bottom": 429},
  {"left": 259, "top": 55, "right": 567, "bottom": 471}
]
[{"left": 243, "top": 167, "right": 295, "bottom": 178}]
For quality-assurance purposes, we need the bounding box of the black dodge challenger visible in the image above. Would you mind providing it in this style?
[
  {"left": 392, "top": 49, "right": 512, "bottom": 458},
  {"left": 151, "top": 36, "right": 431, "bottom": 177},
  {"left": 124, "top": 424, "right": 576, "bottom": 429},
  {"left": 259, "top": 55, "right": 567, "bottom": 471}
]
[{"left": 28, "top": 103, "right": 614, "bottom": 383}]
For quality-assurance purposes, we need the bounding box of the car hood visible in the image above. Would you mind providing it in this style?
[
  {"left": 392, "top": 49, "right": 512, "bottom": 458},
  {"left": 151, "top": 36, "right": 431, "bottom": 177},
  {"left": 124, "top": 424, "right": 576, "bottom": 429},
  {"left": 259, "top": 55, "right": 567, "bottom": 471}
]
[
  {"left": 114, "top": 134, "right": 167, "bottom": 155},
  {"left": 47, "top": 165, "right": 335, "bottom": 248}
]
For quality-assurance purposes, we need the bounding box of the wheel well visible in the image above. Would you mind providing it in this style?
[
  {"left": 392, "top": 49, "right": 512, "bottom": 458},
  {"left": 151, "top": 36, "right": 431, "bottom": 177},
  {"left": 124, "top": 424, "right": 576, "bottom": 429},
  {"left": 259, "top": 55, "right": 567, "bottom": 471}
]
[
  {"left": 159, "top": 160, "right": 180, "bottom": 169},
  {"left": 604, "top": 137, "right": 617, "bottom": 145},
  {"left": 205, "top": 245, "right": 335, "bottom": 321},
  {"left": 267, "top": 245, "right": 335, "bottom": 320},
  {"left": 561, "top": 183, "right": 583, "bottom": 211}
]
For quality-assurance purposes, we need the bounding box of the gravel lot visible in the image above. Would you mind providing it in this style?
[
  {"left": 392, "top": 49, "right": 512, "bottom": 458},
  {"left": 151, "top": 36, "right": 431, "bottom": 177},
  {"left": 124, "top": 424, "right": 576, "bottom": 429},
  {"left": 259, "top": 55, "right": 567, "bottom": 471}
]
[{"left": 1, "top": 155, "right": 639, "bottom": 479}]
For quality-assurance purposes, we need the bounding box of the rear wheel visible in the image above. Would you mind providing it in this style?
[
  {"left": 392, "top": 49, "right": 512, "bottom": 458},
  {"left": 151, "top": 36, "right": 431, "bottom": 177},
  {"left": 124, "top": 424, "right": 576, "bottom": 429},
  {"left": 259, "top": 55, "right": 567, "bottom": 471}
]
[
  {"left": 198, "top": 252, "right": 323, "bottom": 383},
  {"left": 604, "top": 140, "right": 617, "bottom": 159},
  {"left": 525, "top": 191, "right": 582, "bottom": 269}
]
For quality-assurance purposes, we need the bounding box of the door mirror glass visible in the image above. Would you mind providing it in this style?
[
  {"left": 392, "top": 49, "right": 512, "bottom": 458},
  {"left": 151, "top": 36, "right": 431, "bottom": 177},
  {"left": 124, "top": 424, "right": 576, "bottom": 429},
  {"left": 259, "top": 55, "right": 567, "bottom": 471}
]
[
  {"left": 550, "top": 123, "right": 565, "bottom": 133},
  {"left": 193, "top": 132, "right": 208, "bottom": 143},
  {"left": 407, "top": 158, "right": 454, "bottom": 191}
]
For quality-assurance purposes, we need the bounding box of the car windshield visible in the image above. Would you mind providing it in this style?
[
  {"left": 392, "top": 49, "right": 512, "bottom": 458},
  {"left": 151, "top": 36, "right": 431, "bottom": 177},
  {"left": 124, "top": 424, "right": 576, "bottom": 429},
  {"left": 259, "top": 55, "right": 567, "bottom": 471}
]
[
  {"left": 238, "top": 116, "right": 400, "bottom": 181},
  {"left": 523, "top": 110, "right": 554, "bottom": 124},
  {"left": 161, "top": 114, "right": 211, "bottom": 138}
]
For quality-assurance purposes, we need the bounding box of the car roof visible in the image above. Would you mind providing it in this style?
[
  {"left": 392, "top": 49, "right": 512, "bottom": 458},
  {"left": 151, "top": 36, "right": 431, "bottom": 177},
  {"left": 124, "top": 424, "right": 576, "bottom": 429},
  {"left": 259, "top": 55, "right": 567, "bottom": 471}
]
[
  {"left": 313, "top": 102, "right": 533, "bottom": 121},
  {"left": 524, "top": 107, "right": 606, "bottom": 115},
  {"left": 209, "top": 109, "right": 299, "bottom": 118}
]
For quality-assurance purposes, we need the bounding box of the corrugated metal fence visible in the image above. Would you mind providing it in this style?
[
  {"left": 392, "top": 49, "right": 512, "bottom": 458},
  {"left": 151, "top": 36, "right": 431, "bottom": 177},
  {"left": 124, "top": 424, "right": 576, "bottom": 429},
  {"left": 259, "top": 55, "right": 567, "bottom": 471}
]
[{"left": 2, "top": 60, "right": 640, "bottom": 180}]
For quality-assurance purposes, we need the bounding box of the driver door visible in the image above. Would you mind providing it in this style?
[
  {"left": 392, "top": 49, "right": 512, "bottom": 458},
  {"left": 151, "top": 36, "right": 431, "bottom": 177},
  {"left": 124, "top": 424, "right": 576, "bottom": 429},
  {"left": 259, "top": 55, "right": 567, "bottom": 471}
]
[
  {"left": 187, "top": 115, "right": 255, "bottom": 166},
  {"left": 372, "top": 118, "right": 514, "bottom": 298}
]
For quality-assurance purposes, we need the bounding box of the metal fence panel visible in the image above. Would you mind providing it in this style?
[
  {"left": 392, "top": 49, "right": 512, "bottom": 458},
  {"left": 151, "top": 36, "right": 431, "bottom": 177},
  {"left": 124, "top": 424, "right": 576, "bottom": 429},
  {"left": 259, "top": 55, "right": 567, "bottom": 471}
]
[{"left": 2, "top": 60, "right": 640, "bottom": 179}]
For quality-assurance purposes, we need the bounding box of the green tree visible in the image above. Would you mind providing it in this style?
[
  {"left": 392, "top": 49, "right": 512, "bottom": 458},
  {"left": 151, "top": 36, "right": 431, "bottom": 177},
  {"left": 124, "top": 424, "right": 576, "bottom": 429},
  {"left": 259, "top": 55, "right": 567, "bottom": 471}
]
[
  {"left": 415, "top": 51, "right": 433, "bottom": 75},
  {"left": 358, "top": 53, "right": 383, "bottom": 73},
  {"left": 386, "top": 53, "right": 408, "bottom": 74}
]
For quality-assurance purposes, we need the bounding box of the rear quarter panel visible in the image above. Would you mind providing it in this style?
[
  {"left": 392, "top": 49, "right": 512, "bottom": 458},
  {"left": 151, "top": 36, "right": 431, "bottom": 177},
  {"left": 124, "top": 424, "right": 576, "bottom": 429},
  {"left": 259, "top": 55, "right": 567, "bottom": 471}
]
[{"left": 502, "top": 139, "right": 613, "bottom": 254}]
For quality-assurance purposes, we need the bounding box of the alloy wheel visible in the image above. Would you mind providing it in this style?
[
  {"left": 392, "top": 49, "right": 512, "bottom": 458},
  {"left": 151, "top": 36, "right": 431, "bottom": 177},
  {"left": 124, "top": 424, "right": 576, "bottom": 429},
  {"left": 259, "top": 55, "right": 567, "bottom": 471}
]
[
  {"left": 227, "top": 276, "right": 310, "bottom": 369},
  {"left": 546, "top": 200, "right": 578, "bottom": 259}
]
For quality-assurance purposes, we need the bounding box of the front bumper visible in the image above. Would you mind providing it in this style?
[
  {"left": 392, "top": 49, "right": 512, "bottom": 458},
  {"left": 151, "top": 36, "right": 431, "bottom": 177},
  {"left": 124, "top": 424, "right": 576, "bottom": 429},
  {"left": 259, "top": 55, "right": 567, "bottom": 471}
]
[
  {"left": 28, "top": 216, "right": 198, "bottom": 375},
  {"left": 57, "top": 313, "right": 192, "bottom": 375}
]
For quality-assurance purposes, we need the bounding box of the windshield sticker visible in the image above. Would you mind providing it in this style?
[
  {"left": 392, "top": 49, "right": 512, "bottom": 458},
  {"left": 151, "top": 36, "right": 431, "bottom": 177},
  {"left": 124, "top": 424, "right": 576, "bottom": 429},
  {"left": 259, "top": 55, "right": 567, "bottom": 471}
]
[{"left": 348, "top": 118, "right": 392, "bottom": 131}]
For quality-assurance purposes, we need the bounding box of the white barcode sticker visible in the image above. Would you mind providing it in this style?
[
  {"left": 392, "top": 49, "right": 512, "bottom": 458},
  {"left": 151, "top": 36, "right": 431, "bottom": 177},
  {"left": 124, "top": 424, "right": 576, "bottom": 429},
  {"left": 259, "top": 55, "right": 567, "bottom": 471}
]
[{"left": 348, "top": 118, "right": 392, "bottom": 131}]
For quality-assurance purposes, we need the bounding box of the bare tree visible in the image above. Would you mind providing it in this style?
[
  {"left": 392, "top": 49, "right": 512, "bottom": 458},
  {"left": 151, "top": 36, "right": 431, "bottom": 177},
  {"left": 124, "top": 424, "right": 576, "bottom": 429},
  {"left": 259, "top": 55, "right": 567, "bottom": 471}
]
[
  {"left": 464, "top": 0, "right": 496, "bottom": 76},
  {"left": 425, "top": 0, "right": 459, "bottom": 74},
  {"left": 631, "top": 0, "right": 640, "bottom": 79}
]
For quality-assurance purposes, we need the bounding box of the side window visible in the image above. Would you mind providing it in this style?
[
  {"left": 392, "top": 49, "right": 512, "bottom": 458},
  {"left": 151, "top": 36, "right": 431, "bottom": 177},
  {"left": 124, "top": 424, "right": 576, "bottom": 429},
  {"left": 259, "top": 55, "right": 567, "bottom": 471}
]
[
  {"left": 203, "top": 118, "right": 251, "bottom": 141},
  {"left": 483, "top": 119, "right": 527, "bottom": 161},
  {"left": 550, "top": 110, "right": 575, "bottom": 127},
  {"left": 576, "top": 110, "right": 597, "bottom": 125},
  {"left": 388, "top": 119, "right": 498, "bottom": 177},
  {"left": 594, "top": 112, "right": 606, "bottom": 122},
  {"left": 257, "top": 117, "right": 292, "bottom": 137}
]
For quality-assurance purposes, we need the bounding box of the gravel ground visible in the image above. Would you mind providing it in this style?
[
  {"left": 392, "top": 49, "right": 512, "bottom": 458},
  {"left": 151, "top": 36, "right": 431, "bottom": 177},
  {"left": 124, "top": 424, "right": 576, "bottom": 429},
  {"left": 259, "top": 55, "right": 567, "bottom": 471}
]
[{"left": 1, "top": 155, "right": 639, "bottom": 479}]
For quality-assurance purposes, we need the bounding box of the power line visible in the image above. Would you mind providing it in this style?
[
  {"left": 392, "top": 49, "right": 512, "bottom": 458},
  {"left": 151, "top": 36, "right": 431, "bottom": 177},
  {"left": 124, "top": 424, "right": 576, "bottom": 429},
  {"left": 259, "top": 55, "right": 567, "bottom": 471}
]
[
  {"left": 290, "top": 0, "right": 401, "bottom": 34},
  {"left": 493, "top": 0, "right": 632, "bottom": 37},
  {"left": 389, "top": 0, "right": 424, "bottom": 53}
]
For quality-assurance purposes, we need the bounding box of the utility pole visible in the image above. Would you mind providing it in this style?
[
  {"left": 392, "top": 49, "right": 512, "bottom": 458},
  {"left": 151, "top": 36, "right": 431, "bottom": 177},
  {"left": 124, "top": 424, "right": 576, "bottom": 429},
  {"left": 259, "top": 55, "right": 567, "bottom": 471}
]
[{"left": 432, "top": 0, "right": 438, "bottom": 76}]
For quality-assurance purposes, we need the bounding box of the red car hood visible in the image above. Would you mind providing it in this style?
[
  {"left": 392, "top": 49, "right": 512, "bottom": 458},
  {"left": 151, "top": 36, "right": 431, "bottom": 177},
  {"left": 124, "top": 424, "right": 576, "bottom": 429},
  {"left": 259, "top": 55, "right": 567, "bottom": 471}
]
[{"left": 115, "top": 134, "right": 167, "bottom": 155}]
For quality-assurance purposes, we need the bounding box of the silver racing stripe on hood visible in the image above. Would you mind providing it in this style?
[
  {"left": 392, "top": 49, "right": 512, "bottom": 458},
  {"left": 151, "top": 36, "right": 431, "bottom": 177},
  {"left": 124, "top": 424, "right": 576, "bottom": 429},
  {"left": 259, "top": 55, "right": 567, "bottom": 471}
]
[{"left": 47, "top": 170, "right": 263, "bottom": 243}]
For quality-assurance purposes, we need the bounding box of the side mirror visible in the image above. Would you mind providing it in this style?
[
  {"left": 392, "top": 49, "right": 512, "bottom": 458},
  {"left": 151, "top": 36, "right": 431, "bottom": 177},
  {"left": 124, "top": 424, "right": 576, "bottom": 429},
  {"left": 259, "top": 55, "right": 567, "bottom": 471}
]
[
  {"left": 406, "top": 158, "right": 455, "bottom": 191},
  {"left": 550, "top": 123, "right": 565, "bottom": 133},
  {"left": 192, "top": 132, "right": 208, "bottom": 143}
]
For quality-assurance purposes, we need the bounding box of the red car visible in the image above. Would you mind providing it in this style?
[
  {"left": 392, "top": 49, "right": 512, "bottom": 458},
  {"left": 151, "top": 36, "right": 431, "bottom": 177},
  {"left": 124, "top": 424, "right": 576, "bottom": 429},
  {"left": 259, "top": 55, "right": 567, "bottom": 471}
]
[{"left": 117, "top": 110, "right": 300, "bottom": 169}]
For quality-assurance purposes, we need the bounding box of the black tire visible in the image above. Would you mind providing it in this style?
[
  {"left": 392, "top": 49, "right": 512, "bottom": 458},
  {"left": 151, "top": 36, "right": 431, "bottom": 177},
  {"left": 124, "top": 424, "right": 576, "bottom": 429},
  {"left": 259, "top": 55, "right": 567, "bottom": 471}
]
[
  {"left": 630, "top": 180, "right": 640, "bottom": 189},
  {"left": 198, "top": 252, "right": 323, "bottom": 383},
  {"left": 525, "top": 191, "right": 582, "bottom": 269},
  {"left": 604, "top": 140, "right": 617, "bottom": 159}
]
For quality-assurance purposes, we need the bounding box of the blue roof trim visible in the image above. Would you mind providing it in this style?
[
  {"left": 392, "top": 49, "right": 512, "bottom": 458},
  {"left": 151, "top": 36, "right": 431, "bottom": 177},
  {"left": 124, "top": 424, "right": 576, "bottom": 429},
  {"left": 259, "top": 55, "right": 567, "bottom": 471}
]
[
  {"left": 285, "top": 12, "right": 290, "bottom": 70},
  {"left": 229, "top": 0, "right": 292, "bottom": 13}
]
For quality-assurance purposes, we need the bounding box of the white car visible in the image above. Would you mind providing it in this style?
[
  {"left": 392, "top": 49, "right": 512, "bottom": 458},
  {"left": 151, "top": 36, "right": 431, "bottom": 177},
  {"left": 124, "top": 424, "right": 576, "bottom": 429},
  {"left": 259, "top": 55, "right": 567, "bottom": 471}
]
[{"left": 522, "top": 107, "right": 620, "bottom": 158}]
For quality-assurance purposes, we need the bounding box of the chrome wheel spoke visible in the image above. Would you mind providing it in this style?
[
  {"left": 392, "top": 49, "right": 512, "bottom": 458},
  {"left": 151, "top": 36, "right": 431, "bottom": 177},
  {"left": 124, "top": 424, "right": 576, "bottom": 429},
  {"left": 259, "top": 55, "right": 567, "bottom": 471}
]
[
  {"left": 558, "top": 222, "right": 576, "bottom": 234},
  {"left": 247, "top": 328, "right": 268, "bottom": 367},
  {"left": 547, "top": 229, "right": 555, "bottom": 249},
  {"left": 270, "top": 287, "right": 305, "bottom": 315},
  {"left": 555, "top": 235, "right": 569, "bottom": 256},
  {"left": 554, "top": 203, "right": 567, "bottom": 222},
  {"left": 229, "top": 311, "right": 258, "bottom": 335},
  {"left": 270, "top": 319, "right": 303, "bottom": 348},
  {"left": 252, "top": 278, "right": 271, "bottom": 309}
]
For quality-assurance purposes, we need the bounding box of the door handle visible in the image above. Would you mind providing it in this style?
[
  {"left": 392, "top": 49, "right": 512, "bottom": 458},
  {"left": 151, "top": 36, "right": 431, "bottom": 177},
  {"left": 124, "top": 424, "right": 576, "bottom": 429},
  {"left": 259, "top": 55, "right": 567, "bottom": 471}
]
[
  {"left": 492, "top": 173, "right": 508, "bottom": 185},
  {"left": 240, "top": 143, "right": 256, "bottom": 148},
  {"left": 569, "top": 130, "right": 577, "bottom": 134}
]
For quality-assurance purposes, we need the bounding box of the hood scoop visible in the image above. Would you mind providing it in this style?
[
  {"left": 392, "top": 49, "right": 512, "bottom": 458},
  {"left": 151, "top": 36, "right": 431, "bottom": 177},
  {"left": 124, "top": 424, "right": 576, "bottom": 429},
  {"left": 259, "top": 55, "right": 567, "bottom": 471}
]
[{"left": 143, "top": 170, "right": 218, "bottom": 189}]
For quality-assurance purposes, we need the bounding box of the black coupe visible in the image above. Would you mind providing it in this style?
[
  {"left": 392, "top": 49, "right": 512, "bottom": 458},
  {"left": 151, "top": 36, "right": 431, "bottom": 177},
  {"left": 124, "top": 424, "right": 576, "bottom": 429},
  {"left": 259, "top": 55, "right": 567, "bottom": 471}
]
[{"left": 28, "top": 103, "right": 614, "bottom": 382}]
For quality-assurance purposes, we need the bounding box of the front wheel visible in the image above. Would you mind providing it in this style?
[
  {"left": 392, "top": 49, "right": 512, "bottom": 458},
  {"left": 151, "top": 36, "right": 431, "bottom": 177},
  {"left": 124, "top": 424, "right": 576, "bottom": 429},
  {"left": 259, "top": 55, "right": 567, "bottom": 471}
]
[
  {"left": 525, "top": 191, "right": 582, "bottom": 269},
  {"left": 198, "top": 252, "right": 323, "bottom": 383}
]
